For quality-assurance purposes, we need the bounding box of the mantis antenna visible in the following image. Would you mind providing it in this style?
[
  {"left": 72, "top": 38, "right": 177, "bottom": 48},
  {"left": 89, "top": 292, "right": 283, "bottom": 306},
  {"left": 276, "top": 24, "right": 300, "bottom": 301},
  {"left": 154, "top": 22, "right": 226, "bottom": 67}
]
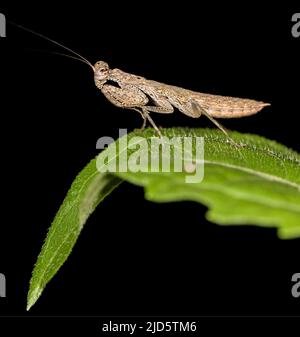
[{"left": 9, "top": 21, "right": 95, "bottom": 71}]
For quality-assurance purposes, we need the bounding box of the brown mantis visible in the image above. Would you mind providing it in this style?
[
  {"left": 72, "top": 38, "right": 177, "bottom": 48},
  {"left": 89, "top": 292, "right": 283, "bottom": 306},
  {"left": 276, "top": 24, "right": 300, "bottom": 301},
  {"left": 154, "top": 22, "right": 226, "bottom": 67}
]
[{"left": 13, "top": 23, "right": 270, "bottom": 140}]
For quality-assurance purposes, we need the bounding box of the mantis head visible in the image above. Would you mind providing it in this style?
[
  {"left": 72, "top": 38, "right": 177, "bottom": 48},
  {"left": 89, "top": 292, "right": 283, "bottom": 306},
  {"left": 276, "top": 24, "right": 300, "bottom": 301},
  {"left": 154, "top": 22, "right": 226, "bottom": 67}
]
[{"left": 94, "top": 61, "right": 110, "bottom": 89}]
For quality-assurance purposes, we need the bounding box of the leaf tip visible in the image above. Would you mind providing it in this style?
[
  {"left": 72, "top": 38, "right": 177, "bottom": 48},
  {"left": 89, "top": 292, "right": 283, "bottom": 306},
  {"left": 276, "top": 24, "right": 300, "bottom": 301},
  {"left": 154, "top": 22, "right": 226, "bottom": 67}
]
[{"left": 26, "top": 285, "right": 43, "bottom": 311}]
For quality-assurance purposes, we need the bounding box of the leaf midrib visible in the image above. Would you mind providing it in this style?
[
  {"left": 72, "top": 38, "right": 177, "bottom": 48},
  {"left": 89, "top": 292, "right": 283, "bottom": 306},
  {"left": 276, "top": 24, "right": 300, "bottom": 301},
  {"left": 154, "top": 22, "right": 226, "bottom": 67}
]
[{"left": 205, "top": 161, "right": 300, "bottom": 191}]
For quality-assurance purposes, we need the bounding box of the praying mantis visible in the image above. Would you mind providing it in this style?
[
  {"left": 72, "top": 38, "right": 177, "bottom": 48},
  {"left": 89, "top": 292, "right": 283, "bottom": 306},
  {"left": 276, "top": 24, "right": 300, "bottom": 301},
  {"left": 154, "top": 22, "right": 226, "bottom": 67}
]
[{"left": 12, "top": 23, "right": 270, "bottom": 139}]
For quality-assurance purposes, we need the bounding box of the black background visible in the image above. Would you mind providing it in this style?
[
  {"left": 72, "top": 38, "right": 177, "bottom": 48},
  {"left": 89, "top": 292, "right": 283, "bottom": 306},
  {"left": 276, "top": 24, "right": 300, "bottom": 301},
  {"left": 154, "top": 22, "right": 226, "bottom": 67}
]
[{"left": 0, "top": 2, "right": 299, "bottom": 333}]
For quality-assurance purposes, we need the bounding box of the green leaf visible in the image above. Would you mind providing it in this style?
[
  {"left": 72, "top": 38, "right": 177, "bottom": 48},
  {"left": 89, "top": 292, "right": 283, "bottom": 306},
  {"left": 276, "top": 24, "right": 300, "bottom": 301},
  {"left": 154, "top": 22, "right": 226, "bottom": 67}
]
[
  {"left": 115, "top": 128, "right": 300, "bottom": 240},
  {"left": 27, "top": 127, "right": 300, "bottom": 310},
  {"left": 26, "top": 160, "right": 122, "bottom": 310}
]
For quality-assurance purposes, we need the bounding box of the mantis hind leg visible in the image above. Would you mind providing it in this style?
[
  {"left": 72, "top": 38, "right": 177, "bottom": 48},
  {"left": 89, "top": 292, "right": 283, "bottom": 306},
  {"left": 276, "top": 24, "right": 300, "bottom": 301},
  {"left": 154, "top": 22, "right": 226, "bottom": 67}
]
[{"left": 191, "top": 101, "right": 241, "bottom": 147}]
